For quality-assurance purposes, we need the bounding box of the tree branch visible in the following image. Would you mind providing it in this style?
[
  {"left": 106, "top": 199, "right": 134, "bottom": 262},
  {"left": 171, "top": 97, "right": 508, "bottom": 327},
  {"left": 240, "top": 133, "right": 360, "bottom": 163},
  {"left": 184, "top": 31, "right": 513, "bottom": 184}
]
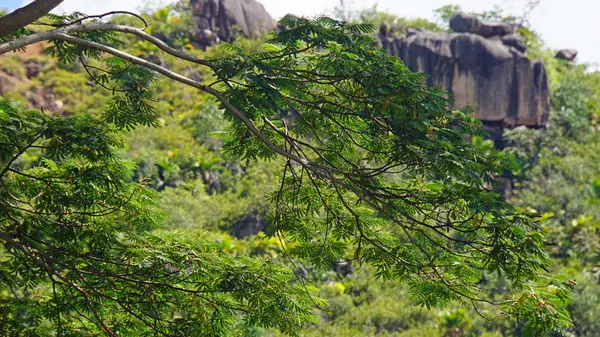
[
  {"left": 0, "top": 0, "right": 64, "bottom": 37},
  {"left": 0, "top": 23, "right": 209, "bottom": 68},
  {"left": 0, "top": 24, "right": 339, "bottom": 178}
]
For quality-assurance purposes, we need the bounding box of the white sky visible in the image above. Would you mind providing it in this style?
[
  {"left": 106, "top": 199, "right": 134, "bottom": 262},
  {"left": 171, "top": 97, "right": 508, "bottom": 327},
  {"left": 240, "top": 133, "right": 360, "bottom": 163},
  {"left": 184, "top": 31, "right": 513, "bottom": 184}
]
[{"left": 24, "top": 0, "right": 600, "bottom": 66}]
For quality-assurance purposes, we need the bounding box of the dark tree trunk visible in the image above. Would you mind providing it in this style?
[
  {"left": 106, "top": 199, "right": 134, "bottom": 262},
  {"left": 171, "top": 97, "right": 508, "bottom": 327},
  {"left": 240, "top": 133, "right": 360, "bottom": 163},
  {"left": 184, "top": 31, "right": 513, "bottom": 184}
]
[{"left": 0, "top": 0, "right": 64, "bottom": 37}]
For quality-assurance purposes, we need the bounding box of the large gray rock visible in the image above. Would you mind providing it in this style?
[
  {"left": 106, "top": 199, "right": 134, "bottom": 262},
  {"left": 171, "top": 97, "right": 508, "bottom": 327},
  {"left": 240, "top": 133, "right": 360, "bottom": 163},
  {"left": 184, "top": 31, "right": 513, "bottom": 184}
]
[
  {"left": 450, "top": 12, "right": 515, "bottom": 38},
  {"left": 379, "top": 28, "right": 550, "bottom": 127},
  {"left": 190, "top": 0, "right": 274, "bottom": 49}
]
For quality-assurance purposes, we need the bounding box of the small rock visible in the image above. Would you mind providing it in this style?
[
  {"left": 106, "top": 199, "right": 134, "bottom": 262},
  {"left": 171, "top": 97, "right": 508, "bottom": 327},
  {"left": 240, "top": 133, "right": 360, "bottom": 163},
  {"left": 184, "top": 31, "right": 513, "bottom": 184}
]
[
  {"left": 294, "top": 264, "right": 310, "bottom": 279},
  {"left": 25, "top": 60, "right": 41, "bottom": 79},
  {"left": 555, "top": 48, "right": 578, "bottom": 62},
  {"left": 234, "top": 214, "right": 265, "bottom": 238},
  {"left": 406, "top": 27, "right": 426, "bottom": 37},
  {"left": 191, "top": 28, "right": 220, "bottom": 50},
  {"left": 331, "top": 260, "right": 354, "bottom": 277},
  {"left": 53, "top": 99, "right": 64, "bottom": 111},
  {"left": 278, "top": 14, "right": 299, "bottom": 31},
  {"left": 501, "top": 34, "right": 527, "bottom": 53}
]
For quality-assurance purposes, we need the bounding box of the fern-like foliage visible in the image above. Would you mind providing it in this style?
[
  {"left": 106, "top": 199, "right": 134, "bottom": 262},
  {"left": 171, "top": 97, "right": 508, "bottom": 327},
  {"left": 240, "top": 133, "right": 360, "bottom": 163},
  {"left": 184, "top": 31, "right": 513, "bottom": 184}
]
[
  {"left": 0, "top": 100, "right": 316, "bottom": 336},
  {"left": 208, "top": 16, "right": 572, "bottom": 334},
  {"left": 0, "top": 8, "right": 574, "bottom": 336}
]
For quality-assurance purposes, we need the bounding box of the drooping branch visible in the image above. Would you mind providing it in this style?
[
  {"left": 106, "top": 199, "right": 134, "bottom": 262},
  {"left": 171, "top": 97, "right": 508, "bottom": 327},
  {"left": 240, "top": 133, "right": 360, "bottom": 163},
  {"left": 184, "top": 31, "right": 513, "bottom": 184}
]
[
  {"left": 0, "top": 22, "right": 336, "bottom": 177},
  {"left": 0, "top": 0, "right": 64, "bottom": 37},
  {"left": 0, "top": 21, "right": 521, "bottom": 230},
  {"left": 0, "top": 16, "right": 568, "bottom": 332},
  {"left": 0, "top": 23, "right": 209, "bottom": 68}
]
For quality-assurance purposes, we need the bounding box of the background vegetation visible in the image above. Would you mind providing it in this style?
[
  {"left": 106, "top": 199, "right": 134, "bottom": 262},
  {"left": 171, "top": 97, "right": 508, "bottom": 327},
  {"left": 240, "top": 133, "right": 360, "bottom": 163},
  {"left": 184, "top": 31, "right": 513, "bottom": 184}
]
[{"left": 1, "top": 1, "right": 599, "bottom": 336}]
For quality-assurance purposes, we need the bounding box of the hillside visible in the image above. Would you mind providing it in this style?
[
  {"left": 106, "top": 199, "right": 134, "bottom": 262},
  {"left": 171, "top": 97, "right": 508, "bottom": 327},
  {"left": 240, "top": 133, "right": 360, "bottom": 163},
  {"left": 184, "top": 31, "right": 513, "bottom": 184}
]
[{"left": 1, "top": 1, "right": 600, "bottom": 336}]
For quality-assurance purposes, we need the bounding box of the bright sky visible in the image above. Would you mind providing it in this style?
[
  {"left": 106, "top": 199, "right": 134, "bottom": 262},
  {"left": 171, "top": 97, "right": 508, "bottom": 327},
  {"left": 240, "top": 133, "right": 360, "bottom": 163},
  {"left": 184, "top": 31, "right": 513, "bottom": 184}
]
[{"left": 4, "top": 0, "right": 599, "bottom": 66}]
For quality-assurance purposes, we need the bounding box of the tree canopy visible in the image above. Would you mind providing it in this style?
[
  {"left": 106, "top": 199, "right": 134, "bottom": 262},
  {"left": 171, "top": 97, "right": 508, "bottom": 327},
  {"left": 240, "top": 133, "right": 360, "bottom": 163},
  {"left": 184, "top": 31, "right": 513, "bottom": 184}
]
[{"left": 0, "top": 1, "right": 579, "bottom": 336}]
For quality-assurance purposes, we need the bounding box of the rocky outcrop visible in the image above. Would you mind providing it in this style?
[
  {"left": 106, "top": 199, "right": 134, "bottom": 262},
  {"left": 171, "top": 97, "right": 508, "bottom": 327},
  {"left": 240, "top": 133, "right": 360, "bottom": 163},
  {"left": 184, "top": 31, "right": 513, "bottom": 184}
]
[
  {"left": 0, "top": 74, "right": 64, "bottom": 112},
  {"left": 189, "top": 0, "right": 274, "bottom": 49},
  {"left": 0, "top": 48, "right": 64, "bottom": 113},
  {"left": 379, "top": 22, "right": 550, "bottom": 128},
  {"left": 26, "top": 86, "right": 64, "bottom": 112},
  {"left": 184, "top": 4, "right": 550, "bottom": 127}
]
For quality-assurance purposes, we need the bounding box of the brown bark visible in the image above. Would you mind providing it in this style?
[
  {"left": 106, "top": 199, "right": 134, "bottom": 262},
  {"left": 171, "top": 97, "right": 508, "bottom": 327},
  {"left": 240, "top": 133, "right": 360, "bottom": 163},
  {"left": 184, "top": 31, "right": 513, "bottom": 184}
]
[{"left": 0, "top": 0, "right": 64, "bottom": 37}]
